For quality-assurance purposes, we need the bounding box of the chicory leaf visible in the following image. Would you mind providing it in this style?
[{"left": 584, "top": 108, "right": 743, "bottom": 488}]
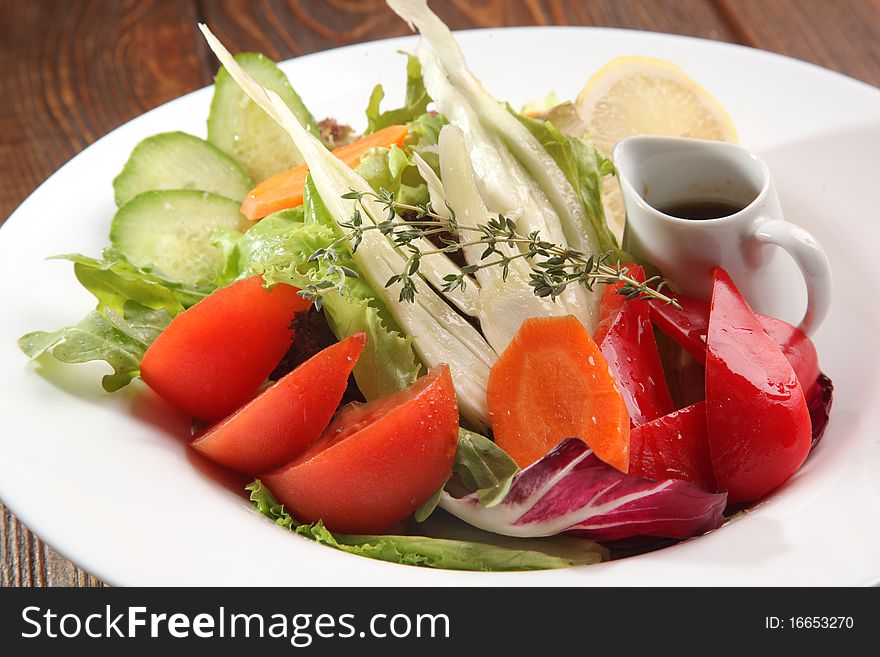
[
  {"left": 808, "top": 373, "right": 834, "bottom": 450},
  {"left": 247, "top": 480, "right": 605, "bottom": 571},
  {"left": 440, "top": 438, "right": 727, "bottom": 541}
]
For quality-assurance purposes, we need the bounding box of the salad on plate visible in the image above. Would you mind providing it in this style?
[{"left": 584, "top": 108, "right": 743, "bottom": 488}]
[{"left": 17, "top": 0, "right": 833, "bottom": 572}]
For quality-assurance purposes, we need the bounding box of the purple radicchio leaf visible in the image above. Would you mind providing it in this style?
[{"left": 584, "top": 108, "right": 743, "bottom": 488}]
[
  {"left": 439, "top": 438, "right": 727, "bottom": 542},
  {"left": 807, "top": 372, "right": 833, "bottom": 450}
]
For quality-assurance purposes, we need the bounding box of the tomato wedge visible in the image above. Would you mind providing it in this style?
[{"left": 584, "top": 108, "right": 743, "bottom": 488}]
[
  {"left": 705, "top": 268, "right": 811, "bottom": 504},
  {"left": 141, "top": 276, "right": 310, "bottom": 421},
  {"left": 261, "top": 365, "right": 458, "bottom": 534},
  {"left": 488, "top": 316, "right": 630, "bottom": 471},
  {"left": 629, "top": 402, "right": 716, "bottom": 491},
  {"left": 598, "top": 265, "right": 674, "bottom": 425},
  {"left": 192, "top": 333, "right": 366, "bottom": 474}
]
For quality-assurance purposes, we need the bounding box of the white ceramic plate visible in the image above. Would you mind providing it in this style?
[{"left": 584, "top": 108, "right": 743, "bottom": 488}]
[{"left": 2, "top": 27, "right": 879, "bottom": 586}]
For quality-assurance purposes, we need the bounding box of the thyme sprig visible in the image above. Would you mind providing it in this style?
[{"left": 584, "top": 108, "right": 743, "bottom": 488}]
[{"left": 302, "top": 188, "right": 680, "bottom": 309}]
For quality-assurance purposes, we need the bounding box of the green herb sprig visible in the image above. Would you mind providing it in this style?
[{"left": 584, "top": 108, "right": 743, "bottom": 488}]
[{"left": 301, "top": 188, "right": 680, "bottom": 309}]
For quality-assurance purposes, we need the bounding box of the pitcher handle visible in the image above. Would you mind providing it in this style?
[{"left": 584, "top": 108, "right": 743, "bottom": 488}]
[{"left": 753, "top": 220, "right": 832, "bottom": 335}]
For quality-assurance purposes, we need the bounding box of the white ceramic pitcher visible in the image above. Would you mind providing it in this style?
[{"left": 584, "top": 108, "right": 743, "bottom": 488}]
[{"left": 613, "top": 136, "right": 832, "bottom": 335}]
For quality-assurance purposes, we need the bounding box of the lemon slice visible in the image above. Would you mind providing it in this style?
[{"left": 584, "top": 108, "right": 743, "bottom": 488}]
[{"left": 576, "top": 55, "right": 737, "bottom": 156}]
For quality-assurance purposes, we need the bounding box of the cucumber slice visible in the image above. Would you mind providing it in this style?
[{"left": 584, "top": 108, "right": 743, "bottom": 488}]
[
  {"left": 207, "top": 52, "right": 324, "bottom": 184},
  {"left": 110, "top": 190, "right": 249, "bottom": 287},
  {"left": 112, "top": 132, "right": 253, "bottom": 207}
]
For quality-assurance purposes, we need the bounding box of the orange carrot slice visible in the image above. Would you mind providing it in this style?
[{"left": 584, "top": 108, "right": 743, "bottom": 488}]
[
  {"left": 240, "top": 124, "right": 409, "bottom": 221},
  {"left": 487, "top": 316, "right": 630, "bottom": 471}
]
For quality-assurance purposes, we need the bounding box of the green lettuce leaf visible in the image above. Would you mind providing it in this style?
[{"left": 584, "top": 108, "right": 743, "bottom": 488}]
[
  {"left": 235, "top": 180, "right": 422, "bottom": 400},
  {"left": 356, "top": 144, "right": 428, "bottom": 207},
  {"left": 514, "top": 111, "right": 622, "bottom": 258},
  {"left": 54, "top": 250, "right": 207, "bottom": 309},
  {"left": 453, "top": 429, "right": 520, "bottom": 507},
  {"left": 247, "top": 480, "right": 605, "bottom": 571},
  {"left": 365, "top": 52, "right": 431, "bottom": 134},
  {"left": 404, "top": 111, "right": 446, "bottom": 175},
  {"left": 17, "top": 250, "right": 186, "bottom": 392},
  {"left": 415, "top": 429, "right": 520, "bottom": 522},
  {"left": 18, "top": 301, "right": 170, "bottom": 392}
]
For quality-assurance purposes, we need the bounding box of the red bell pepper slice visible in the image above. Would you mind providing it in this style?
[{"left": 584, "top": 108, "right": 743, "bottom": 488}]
[
  {"left": 598, "top": 265, "right": 674, "bottom": 426},
  {"left": 649, "top": 295, "right": 819, "bottom": 390},
  {"left": 705, "top": 267, "right": 812, "bottom": 504},
  {"left": 629, "top": 401, "right": 716, "bottom": 492}
]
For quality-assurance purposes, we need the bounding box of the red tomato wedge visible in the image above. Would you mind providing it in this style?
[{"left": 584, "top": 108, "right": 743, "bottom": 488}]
[
  {"left": 629, "top": 402, "right": 716, "bottom": 492},
  {"left": 141, "top": 276, "right": 310, "bottom": 421},
  {"left": 488, "top": 316, "right": 630, "bottom": 471},
  {"left": 705, "top": 268, "right": 811, "bottom": 504},
  {"left": 597, "top": 265, "right": 674, "bottom": 425},
  {"left": 192, "top": 333, "right": 366, "bottom": 475},
  {"left": 650, "top": 295, "right": 819, "bottom": 390},
  {"left": 261, "top": 365, "right": 458, "bottom": 534}
]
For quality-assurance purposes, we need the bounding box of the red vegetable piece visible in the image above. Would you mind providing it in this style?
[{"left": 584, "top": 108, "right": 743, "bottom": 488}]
[
  {"left": 649, "top": 295, "right": 819, "bottom": 390},
  {"left": 598, "top": 265, "right": 674, "bottom": 425},
  {"left": 141, "top": 276, "right": 310, "bottom": 421},
  {"left": 261, "top": 365, "right": 459, "bottom": 534},
  {"left": 192, "top": 333, "right": 366, "bottom": 475},
  {"left": 705, "top": 268, "right": 811, "bottom": 504},
  {"left": 629, "top": 402, "right": 716, "bottom": 491}
]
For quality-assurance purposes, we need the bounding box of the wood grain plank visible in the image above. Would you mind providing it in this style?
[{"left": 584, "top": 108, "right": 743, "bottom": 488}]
[
  {"left": 200, "top": 0, "right": 738, "bottom": 60},
  {"left": 0, "top": 0, "right": 210, "bottom": 224},
  {"left": 715, "top": 0, "right": 880, "bottom": 86}
]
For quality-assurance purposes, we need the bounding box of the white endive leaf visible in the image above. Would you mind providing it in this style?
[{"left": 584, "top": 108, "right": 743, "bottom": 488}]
[{"left": 200, "top": 24, "right": 495, "bottom": 429}]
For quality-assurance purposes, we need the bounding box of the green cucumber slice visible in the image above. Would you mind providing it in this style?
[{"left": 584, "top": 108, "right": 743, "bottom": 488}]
[
  {"left": 112, "top": 131, "right": 253, "bottom": 207},
  {"left": 207, "top": 52, "right": 324, "bottom": 184},
  {"left": 110, "top": 190, "right": 249, "bottom": 287}
]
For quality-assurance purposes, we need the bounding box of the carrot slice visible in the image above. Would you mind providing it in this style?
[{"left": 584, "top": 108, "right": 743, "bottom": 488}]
[
  {"left": 487, "top": 316, "right": 630, "bottom": 471},
  {"left": 240, "top": 124, "right": 409, "bottom": 220}
]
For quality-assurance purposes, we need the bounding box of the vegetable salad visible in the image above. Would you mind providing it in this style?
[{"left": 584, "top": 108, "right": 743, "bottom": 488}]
[{"left": 19, "top": 0, "right": 833, "bottom": 571}]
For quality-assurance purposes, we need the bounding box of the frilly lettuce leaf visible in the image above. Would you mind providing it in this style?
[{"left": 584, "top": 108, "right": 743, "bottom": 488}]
[
  {"left": 19, "top": 301, "right": 171, "bottom": 392},
  {"left": 53, "top": 250, "right": 207, "bottom": 310},
  {"left": 247, "top": 480, "right": 606, "bottom": 571},
  {"left": 234, "top": 179, "right": 422, "bottom": 400},
  {"left": 365, "top": 52, "right": 431, "bottom": 134},
  {"left": 357, "top": 144, "right": 428, "bottom": 207},
  {"left": 17, "top": 251, "right": 187, "bottom": 391}
]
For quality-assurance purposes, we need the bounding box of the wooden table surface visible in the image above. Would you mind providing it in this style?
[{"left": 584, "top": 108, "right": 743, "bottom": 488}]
[{"left": 1, "top": 0, "right": 878, "bottom": 587}]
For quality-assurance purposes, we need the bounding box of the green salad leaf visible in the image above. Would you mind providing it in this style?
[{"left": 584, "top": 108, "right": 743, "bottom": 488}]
[
  {"left": 514, "top": 110, "right": 622, "bottom": 257},
  {"left": 54, "top": 251, "right": 208, "bottom": 309},
  {"left": 365, "top": 52, "right": 431, "bottom": 134},
  {"left": 18, "top": 301, "right": 170, "bottom": 392},
  {"left": 247, "top": 480, "right": 605, "bottom": 571},
  {"left": 357, "top": 144, "right": 428, "bottom": 207},
  {"left": 404, "top": 111, "right": 446, "bottom": 175},
  {"left": 17, "top": 251, "right": 188, "bottom": 392},
  {"left": 232, "top": 180, "right": 422, "bottom": 400},
  {"left": 453, "top": 429, "right": 520, "bottom": 507},
  {"left": 416, "top": 429, "right": 520, "bottom": 523}
]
